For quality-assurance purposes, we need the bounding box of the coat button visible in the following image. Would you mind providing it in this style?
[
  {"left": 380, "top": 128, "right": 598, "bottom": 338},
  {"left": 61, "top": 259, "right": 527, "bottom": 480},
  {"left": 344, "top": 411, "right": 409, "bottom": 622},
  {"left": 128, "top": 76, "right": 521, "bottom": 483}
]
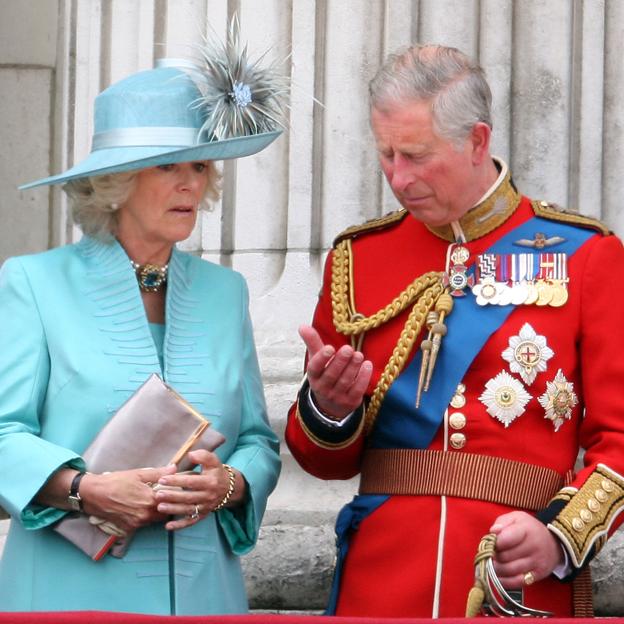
[
  {"left": 450, "top": 394, "right": 466, "bottom": 408},
  {"left": 595, "top": 489, "right": 608, "bottom": 503},
  {"left": 449, "top": 412, "right": 466, "bottom": 430},
  {"left": 450, "top": 432, "right": 466, "bottom": 449},
  {"left": 602, "top": 479, "right": 614, "bottom": 492},
  {"left": 587, "top": 498, "right": 600, "bottom": 513},
  {"left": 450, "top": 383, "right": 466, "bottom": 408},
  {"left": 579, "top": 509, "right": 592, "bottom": 523},
  {"left": 572, "top": 517, "right": 585, "bottom": 532}
]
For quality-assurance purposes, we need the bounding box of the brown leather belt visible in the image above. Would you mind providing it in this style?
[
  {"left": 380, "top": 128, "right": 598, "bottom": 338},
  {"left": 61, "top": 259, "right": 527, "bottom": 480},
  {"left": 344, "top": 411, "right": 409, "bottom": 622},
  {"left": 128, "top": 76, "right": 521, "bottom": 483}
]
[{"left": 359, "top": 448, "right": 564, "bottom": 511}]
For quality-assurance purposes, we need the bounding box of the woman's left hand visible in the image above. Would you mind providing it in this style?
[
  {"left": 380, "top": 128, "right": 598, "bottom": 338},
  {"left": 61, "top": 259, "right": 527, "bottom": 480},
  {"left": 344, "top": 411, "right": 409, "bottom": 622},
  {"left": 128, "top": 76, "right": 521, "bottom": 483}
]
[
  {"left": 154, "top": 450, "right": 245, "bottom": 530},
  {"left": 490, "top": 511, "right": 564, "bottom": 588}
]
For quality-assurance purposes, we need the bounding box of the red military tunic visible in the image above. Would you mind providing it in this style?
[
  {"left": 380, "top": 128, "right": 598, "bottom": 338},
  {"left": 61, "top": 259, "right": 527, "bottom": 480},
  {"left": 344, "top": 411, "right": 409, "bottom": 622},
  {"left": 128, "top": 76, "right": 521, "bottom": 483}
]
[{"left": 286, "top": 166, "right": 624, "bottom": 617}]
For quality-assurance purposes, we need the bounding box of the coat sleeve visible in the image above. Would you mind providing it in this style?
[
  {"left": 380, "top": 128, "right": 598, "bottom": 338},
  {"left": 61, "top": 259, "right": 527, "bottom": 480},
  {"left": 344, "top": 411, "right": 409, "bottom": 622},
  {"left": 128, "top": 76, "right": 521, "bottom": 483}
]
[
  {"left": 537, "top": 234, "right": 624, "bottom": 570},
  {"left": 0, "top": 257, "right": 84, "bottom": 528},
  {"left": 216, "top": 275, "right": 281, "bottom": 555},
  {"left": 285, "top": 249, "right": 367, "bottom": 480}
]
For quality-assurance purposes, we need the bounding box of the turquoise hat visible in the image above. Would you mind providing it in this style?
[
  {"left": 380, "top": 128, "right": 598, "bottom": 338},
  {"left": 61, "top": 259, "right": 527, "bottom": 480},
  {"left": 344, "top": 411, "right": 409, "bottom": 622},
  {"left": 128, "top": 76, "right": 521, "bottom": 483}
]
[{"left": 20, "top": 58, "right": 284, "bottom": 190}]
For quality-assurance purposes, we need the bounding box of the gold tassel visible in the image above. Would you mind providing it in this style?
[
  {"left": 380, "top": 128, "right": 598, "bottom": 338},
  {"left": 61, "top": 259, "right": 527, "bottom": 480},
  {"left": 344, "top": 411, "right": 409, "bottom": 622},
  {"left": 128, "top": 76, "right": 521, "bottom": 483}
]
[
  {"left": 465, "top": 583, "right": 485, "bottom": 618},
  {"left": 415, "top": 311, "right": 438, "bottom": 408},
  {"left": 424, "top": 292, "right": 454, "bottom": 391},
  {"left": 465, "top": 533, "right": 496, "bottom": 617}
]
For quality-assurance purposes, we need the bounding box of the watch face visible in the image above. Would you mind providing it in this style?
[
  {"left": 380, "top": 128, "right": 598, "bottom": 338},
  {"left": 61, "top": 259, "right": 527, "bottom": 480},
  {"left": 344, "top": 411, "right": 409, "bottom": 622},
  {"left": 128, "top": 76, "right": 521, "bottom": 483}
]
[{"left": 68, "top": 495, "right": 82, "bottom": 512}]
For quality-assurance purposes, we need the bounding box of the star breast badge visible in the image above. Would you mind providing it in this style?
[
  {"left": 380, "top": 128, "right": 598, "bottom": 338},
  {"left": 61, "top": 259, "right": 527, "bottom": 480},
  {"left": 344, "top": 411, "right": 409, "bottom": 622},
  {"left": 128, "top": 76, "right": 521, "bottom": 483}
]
[
  {"left": 501, "top": 323, "right": 554, "bottom": 386},
  {"left": 538, "top": 369, "right": 578, "bottom": 431},
  {"left": 479, "top": 370, "right": 532, "bottom": 427}
]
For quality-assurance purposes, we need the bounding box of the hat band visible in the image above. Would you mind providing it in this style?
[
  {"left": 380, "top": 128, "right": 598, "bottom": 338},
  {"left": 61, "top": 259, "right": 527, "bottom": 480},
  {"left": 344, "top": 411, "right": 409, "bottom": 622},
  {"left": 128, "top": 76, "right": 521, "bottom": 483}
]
[{"left": 91, "top": 126, "right": 200, "bottom": 150}]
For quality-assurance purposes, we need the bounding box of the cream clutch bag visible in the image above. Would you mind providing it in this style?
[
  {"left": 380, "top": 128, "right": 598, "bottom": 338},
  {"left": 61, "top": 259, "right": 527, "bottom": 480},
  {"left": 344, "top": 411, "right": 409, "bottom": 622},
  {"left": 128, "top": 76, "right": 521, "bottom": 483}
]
[{"left": 53, "top": 373, "right": 225, "bottom": 560}]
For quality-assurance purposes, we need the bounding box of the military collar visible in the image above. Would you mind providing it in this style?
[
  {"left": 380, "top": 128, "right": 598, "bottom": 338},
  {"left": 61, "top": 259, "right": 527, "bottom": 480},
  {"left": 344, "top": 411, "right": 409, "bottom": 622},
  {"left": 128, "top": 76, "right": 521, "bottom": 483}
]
[{"left": 426, "top": 158, "right": 521, "bottom": 242}]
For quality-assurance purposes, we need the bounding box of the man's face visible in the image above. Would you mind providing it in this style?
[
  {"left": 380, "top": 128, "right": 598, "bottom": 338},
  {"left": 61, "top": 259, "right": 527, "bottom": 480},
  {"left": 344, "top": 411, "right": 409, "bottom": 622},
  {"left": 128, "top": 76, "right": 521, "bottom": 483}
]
[{"left": 371, "top": 99, "right": 482, "bottom": 226}]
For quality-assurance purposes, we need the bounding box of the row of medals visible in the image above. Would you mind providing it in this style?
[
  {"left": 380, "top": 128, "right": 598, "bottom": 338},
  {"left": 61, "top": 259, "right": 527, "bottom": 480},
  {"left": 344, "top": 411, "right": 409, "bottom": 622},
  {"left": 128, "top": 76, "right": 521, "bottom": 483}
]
[{"left": 444, "top": 244, "right": 569, "bottom": 307}]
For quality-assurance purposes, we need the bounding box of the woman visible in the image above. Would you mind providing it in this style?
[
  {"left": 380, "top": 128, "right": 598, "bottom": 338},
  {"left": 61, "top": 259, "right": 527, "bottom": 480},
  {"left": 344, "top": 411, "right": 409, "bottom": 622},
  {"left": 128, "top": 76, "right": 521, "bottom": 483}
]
[{"left": 0, "top": 41, "right": 283, "bottom": 614}]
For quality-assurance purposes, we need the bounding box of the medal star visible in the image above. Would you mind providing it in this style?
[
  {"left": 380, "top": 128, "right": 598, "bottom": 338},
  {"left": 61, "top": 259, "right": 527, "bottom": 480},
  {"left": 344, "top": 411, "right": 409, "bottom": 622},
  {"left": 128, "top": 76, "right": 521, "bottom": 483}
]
[
  {"left": 472, "top": 276, "right": 503, "bottom": 305},
  {"left": 479, "top": 370, "right": 532, "bottom": 427},
  {"left": 538, "top": 369, "right": 578, "bottom": 431},
  {"left": 501, "top": 322, "right": 553, "bottom": 385}
]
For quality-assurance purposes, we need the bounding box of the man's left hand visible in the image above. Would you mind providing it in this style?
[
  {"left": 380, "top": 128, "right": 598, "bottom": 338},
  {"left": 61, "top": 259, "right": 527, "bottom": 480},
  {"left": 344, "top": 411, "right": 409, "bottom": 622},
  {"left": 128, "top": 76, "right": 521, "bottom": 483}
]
[{"left": 490, "top": 511, "right": 564, "bottom": 588}]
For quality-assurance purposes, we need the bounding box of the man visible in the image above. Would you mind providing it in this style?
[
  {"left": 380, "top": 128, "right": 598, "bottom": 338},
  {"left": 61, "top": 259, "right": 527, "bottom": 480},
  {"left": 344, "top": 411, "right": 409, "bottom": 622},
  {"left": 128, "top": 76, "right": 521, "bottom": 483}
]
[{"left": 286, "top": 45, "right": 624, "bottom": 617}]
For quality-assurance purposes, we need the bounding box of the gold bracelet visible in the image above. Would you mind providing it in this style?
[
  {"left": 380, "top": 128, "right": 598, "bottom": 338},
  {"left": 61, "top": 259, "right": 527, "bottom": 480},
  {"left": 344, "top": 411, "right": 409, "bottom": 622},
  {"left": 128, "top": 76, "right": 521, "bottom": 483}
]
[{"left": 213, "top": 464, "right": 236, "bottom": 511}]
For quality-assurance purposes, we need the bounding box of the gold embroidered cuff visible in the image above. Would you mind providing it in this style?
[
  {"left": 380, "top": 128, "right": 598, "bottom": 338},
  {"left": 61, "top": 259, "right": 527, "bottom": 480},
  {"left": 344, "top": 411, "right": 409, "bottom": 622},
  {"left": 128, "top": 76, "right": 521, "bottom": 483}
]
[{"left": 547, "top": 464, "right": 624, "bottom": 568}]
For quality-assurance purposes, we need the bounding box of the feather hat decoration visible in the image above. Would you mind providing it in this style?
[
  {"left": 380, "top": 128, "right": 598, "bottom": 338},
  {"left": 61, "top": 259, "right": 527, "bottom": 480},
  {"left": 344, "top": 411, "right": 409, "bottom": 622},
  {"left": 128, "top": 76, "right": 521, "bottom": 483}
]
[{"left": 192, "top": 15, "right": 290, "bottom": 142}]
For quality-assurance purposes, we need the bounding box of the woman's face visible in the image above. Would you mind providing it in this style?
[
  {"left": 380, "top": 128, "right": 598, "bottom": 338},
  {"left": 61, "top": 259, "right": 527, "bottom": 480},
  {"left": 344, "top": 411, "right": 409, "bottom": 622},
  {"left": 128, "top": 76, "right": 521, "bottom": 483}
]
[{"left": 116, "top": 162, "right": 211, "bottom": 248}]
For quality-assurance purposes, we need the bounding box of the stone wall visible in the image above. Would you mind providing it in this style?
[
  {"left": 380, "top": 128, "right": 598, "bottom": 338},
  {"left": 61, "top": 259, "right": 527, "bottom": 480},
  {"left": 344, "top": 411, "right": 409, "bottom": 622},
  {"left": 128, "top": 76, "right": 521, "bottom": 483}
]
[{"left": 1, "top": 0, "right": 624, "bottom": 616}]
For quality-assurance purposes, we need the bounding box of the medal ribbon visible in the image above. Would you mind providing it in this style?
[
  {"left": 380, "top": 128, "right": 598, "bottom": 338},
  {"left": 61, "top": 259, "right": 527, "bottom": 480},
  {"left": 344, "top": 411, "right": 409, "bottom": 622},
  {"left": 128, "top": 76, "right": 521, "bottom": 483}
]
[
  {"left": 476, "top": 254, "right": 496, "bottom": 281},
  {"left": 538, "top": 253, "right": 555, "bottom": 280},
  {"left": 498, "top": 254, "right": 511, "bottom": 284},
  {"left": 555, "top": 253, "right": 567, "bottom": 281}
]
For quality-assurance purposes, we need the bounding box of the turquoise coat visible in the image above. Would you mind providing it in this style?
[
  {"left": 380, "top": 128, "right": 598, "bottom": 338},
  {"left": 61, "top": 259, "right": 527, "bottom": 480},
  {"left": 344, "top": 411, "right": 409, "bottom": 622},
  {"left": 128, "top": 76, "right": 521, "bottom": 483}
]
[{"left": 0, "top": 236, "right": 281, "bottom": 614}]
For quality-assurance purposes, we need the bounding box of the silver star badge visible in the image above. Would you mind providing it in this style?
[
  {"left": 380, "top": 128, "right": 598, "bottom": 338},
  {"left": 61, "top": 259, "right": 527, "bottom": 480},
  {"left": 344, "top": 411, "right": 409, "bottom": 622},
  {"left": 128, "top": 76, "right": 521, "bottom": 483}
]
[
  {"left": 479, "top": 370, "right": 532, "bottom": 428},
  {"left": 538, "top": 369, "right": 578, "bottom": 431},
  {"left": 501, "top": 323, "right": 554, "bottom": 385}
]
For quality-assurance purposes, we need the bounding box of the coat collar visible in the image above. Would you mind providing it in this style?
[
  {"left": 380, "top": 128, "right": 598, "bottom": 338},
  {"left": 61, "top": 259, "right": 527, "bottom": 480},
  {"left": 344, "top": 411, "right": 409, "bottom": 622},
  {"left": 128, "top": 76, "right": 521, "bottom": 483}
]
[
  {"left": 426, "top": 158, "right": 522, "bottom": 243},
  {"left": 75, "top": 236, "right": 205, "bottom": 391},
  {"left": 76, "top": 235, "right": 191, "bottom": 291}
]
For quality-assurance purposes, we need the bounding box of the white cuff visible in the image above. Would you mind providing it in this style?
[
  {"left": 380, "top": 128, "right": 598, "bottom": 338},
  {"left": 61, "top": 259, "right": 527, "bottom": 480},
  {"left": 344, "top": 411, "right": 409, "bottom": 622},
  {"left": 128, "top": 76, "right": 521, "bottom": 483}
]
[
  {"left": 306, "top": 389, "right": 355, "bottom": 428},
  {"left": 552, "top": 544, "right": 572, "bottom": 579}
]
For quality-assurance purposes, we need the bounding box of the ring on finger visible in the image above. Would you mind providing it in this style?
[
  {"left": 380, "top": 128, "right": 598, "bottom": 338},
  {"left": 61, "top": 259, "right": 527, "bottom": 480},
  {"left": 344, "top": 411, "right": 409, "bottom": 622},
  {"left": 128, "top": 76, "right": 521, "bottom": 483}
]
[
  {"left": 188, "top": 504, "right": 200, "bottom": 520},
  {"left": 523, "top": 571, "right": 535, "bottom": 586}
]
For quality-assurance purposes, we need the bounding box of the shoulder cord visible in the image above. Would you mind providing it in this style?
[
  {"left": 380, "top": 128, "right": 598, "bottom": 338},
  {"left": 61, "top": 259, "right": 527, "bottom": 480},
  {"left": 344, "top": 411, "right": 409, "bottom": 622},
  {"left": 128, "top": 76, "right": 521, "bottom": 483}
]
[
  {"left": 331, "top": 239, "right": 442, "bottom": 334},
  {"left": 330, "top": 239, "right": 445, "bottom": 434}
]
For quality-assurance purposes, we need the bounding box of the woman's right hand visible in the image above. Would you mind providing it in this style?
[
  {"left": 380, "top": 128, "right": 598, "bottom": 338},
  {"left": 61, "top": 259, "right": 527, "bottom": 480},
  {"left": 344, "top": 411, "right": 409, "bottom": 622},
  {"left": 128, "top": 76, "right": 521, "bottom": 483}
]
[
  {"left": 299, "top": 325, "right": 372, "bottom": 420},
  {"left": 78, "top": 466, "right": 177, "bottom": 533}
]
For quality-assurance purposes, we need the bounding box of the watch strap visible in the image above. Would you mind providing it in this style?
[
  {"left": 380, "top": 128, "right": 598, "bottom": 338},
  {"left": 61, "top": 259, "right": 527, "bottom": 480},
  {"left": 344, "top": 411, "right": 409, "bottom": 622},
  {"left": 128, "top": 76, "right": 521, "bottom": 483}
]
[{"left": 68, "top": 471, "right": 86, "bottom": 512}]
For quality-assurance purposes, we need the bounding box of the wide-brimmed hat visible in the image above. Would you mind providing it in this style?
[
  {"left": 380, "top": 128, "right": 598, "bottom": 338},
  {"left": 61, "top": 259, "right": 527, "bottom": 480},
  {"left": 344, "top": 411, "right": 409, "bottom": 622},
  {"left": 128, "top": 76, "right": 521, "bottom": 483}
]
[{"left": 20, "top": 29, "right": 287, "bottom": 190}]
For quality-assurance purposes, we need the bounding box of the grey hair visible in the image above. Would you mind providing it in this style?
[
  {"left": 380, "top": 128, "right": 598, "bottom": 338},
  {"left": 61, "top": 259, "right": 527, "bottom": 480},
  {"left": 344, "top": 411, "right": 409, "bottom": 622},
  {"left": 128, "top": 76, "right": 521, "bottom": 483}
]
[
  {"left": 63, "top": 162, "right": 221, "bottom": 241},
  {"left": 369, "top": 45, "right": 492, "bottom": 146}
]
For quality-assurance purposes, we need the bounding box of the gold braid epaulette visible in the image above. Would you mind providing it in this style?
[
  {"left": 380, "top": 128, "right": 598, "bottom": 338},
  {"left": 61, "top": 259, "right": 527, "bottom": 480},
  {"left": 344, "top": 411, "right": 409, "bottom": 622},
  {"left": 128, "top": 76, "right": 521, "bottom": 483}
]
[
  {"left": 331, "top": 238, "right": 445, "bottom": 434},
  {"left": 531, "top": 200, "right": 611, "bottom": 235},
  {"left": 332, "top": 209, "right": 409, "bottom": 247}
]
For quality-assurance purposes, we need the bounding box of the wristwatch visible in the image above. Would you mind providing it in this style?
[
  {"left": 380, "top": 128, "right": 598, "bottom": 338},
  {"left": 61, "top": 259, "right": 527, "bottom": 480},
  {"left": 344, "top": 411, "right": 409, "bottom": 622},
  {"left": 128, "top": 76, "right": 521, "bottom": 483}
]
[{"left": 68, "top": 472, "right": 86, "bottom": 512}]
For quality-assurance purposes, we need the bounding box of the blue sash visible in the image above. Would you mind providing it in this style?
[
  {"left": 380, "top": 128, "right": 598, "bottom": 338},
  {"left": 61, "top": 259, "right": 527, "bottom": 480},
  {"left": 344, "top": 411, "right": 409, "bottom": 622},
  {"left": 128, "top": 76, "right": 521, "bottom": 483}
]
[
  {"left": 372, "top": 216, "right": 596, "bottom": 449},
  {"left": 325, "top": 494, "right": 388, "bottom": 615}
]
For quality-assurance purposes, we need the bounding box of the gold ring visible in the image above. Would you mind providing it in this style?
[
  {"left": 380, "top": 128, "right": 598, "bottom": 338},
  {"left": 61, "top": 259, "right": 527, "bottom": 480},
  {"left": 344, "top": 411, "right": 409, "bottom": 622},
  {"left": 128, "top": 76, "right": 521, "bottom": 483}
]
[{"left": 523, "top": 571, "right": 535, "bottom": 586}]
